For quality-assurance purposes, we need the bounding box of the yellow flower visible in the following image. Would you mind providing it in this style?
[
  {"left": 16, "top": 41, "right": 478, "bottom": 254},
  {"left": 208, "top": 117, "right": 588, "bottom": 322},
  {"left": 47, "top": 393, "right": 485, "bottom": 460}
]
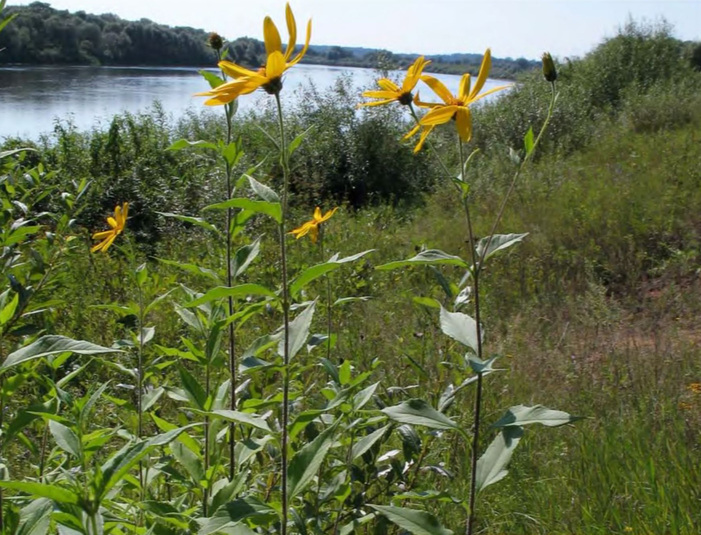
[
  {"left": 197, "top": 3, "right": 311, "bottom": 105},
  {"left": 91, "top": 202, "right": 128, "bottom": 253},
  {"left": 361, "top": 56, "right": 431, "bottom": 107},
  {"left": 405, "top": 49, "right": 510, "bottom": 152},
  {"left": 290, "top": 207, "right": 337, "bottom": 244},
  {"left": 689, "top": 382, "right": 701, "bottom": 394}
]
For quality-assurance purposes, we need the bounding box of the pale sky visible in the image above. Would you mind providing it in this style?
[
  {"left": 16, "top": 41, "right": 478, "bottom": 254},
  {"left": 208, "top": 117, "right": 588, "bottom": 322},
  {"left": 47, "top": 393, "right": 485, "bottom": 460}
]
[{"left": 12, "top": 0, "right": 701, "bottom": 60}]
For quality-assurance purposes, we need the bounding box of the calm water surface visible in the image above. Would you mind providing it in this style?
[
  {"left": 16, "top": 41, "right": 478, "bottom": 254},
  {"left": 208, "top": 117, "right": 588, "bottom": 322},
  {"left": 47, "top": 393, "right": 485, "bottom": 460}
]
[{"left": 0, "top": 64, "right": 510, "bottom": 140}]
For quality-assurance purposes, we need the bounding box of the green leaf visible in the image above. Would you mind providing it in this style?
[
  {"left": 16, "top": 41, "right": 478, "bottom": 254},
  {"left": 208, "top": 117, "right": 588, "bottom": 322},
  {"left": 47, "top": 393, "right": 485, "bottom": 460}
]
[
  {"left": 49, "top": 420, "right": 81, "bottom": 458},
  {"left": 171, "top": 441, "right": 204, "bottom": 482},
  {"left": 376, "top": 249, "right": 468, "bottom": 270},
  {"left": 339, "top": 513, "right": 376, "bottom": 535},
  {"left": 523, "top": 127, "right": 535, "bottom": 156},
  {"left": 382, "top": 399, "right": 458, "bottom": 430},
  {"left": 204, "top": 198, "right": 282, "bottom": 224},
  {"left": 475, "top": 426, "right": 524, "bottom": 493},
  {"left": 199, "top": 69, "right": 225, "bottom": 89},
  {"left": 439, "top": 307, "right": 478, "bottom": 353},
  {"left": 491, "top": 405, "right": 582, "bottom": 428},
  {"left": 17, "top": 498, "right": 52, "bottom": 535},
  {"left": 179, "top": 366, "right": 207, "bottom": 410},
  {"left": 209, "top": 410, "right": 271, "bottom": 432},
  {"left": 246, "top": 175, "right": 279, "bottom": 203},
  {"left": 288, "top": 422, "right": 337, "bottom": 499},
  {"left": 0, "top": 481, "right": 79, "bottom": 505},
  {"left": 0, "top": 292, "right": 18, "bottom": 326},
  {"left": 476, "top": 233, "right": 528, "bottom": 263},
  {"left": 2, "top": 336, "right": 119, "bottom": 372},
  {"left": 167, "top": 138, "right": 219, "bottom": 152},
  {"left": 198, "top": 496, "right": 278, "bottom": 535},
  {"left": 156, "top": 258, "right": 220, "bottom": 282},
  {"left": 98, "top": 425, "right": 197, "bottom": 499},
  {"left": 369, "top": 505, "right": 453, "bottom": 535},
  {"left": 351, "top": 425, "right": 389, "bottom": 461},
  {"left": 278, "top": 301, "right": 316, "bottom": 361},
  {"left": 290, "top": 250, "right": 374, "bottom": 298},
  {"left": 157, "top": 212, "right": 218, "bottom": 233},
  {"left": 287, "top": 126, "right": 312, "bottom": 156},
  {"left": 232, "top": 237, "right": 261, "bottom": 279},
  {"left": 186, "top": 284, "right": 275, "bottom": 308}
]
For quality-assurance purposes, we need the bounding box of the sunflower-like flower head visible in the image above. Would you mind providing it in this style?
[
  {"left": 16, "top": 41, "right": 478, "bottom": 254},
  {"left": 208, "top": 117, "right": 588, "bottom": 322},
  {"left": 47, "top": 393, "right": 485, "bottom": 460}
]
[
  {"left": 405, "top": 49, "right": 510, "bottom": 152},
  {"left": 91, "top": 202, "right": 128, "bottom": 253},
  {"left": 361, "top": 56, "right": 431, "bottom": 107},
  {"left": 290, "top": 206, "right": 338, "bottom": 244},
  {"left": 197, "top": 3, "right": 311, "bottom": 105}
]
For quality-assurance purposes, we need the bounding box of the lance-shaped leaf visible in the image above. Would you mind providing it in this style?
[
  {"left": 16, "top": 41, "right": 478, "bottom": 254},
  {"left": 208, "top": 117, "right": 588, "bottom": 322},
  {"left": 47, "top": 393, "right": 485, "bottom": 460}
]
[
  {"left": 290, "top": 250, "right": 374, "bottom": 298},
  {"left": 377, "top": 249, "right": 468, "bottom": 271},
  {"left": 369, "top": 505, "right": 453, "bottom": 535},
  {"left": 439, "top": 307, "right": 478, "bottom": 353},
  {"left": 198, "top": 496, "right": 277, "bottom": 535},
  {"left": 205, "top": 198, "right": 281, "bottom": 224},
  {"left": 382, "top": 399, "right": 458, "bottom": 430},
  {"left": 475, "top": 426, "right": 524, "bottom": 493},
  {"left": 98, "top": 425, "right": 198, "bottom": 499},
  {"left": 17, "top": 497, "right": 52, "bottom": 535},
  {"left": 157, "top": 212, "right": 218, "bottom": 233},
  {"left": 476, "top": 233, "right": 528, "bottom": 264},
  {"left": 351, "top": 425, "right": 390, "bottom": 461},
  {"left": 186, "top": 284, "right": 275, "bottom": 308},
  {"left": 167, "top": 139, "right": 219, "bottom": 152},
  {"left": 208, "top": 410, "right": 271, "bottom": 432},
  {"left": 277, "top": 301, "right": 316, "bottom": 361},
  {"left": 2, "top": 336, "right": 119, "bottom": 372},
  {"left": 0, "top": 481, "right": 79, "bottom": 505},
  {"left": 246, "top": 174, "right": 279, "bottom": 203},
  {"left": 288, "top": 422, "right": 338, "bottom": 499},
  {"left": 232, "top": 237, "right": 261, "bottom": 278},
  {"left": 492, "top": 405, "right": 582, "bottom": 428},
  {"left": 49, "top": 421, "right": 81, "bottom": 458},
  {"left": 157, "top": 258, "right": 220, "bottom": 282}
]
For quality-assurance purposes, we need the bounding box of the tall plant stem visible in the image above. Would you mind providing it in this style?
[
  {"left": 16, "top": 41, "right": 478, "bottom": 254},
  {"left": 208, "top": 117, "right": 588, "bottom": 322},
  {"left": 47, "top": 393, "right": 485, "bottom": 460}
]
[
  {"left": 222, "top": 99, "right": 239, "bottom": 480},
  {"left": 274, "top": 92, "right": 291, "bottom": 535},
  {"left": 319, "top": 230, "right": 333, "bottom": 362},
  {"left": 203, "top": 358, "right": 211, "bottom": 517},
  {"left": 137, "top": 281, "right": 145, "bottom": 507},
  {"left": 465, "top": 82, "right": 558, "bottom": 535},
  {"left": 457, "top": 139, "right": 484, "bottom": 535}
]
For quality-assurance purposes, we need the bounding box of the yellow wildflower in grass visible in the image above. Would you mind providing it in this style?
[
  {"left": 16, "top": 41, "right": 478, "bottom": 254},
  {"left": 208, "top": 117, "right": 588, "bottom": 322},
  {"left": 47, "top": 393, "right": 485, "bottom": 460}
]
[
  {"left": 678, "top": 401, "right": 693, "bottom": 411},
  {"left": 361, "top": 56, "right": 431, "bottom": 107},
  {"left": 688, "top": 382, "right": 701, "bottom": 394},
  {"left": 91, "top": 202, "right": 128, "bottom": 253},
  {"left": 290, "top": 207, "right": 337, "bottom": 244},
  {"left": 405, "top": 49, "right": 510, "bottom": 152},
  {"left": 197, "top": 3, "right": 311, "bottom": 105}
]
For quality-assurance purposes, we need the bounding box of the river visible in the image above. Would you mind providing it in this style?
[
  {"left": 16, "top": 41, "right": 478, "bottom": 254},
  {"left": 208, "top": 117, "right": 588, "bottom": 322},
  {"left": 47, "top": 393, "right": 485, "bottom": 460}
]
[{"left": 0, "top": 64, "right": 510, "bottom": 140}]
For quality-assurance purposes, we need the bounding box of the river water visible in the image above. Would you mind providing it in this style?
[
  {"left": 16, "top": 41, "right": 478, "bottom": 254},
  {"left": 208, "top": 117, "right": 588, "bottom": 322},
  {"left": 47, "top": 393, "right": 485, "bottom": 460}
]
[{"left": 0, "top": 64, "right": 510, "bottom": 140}]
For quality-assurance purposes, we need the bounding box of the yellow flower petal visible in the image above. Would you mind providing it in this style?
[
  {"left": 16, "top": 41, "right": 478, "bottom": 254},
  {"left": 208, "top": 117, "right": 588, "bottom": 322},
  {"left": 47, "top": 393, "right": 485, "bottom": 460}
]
[
  {"left": 362, "top": 90, "right": 399, "bottom": 99},
  {"left": 284, "top": 3, "right": 297, "bottom": 62},
  {"left": 420, "top": 75, "right": 454, "bottom": 104},
  {"left": 313, "top": 206, "right": 323, "bottom": 222},
  {"left": 359, "top": 99, "right": 396, "bottom": 108},
  {"left": 91, "top": 230, "right": 114, "bottom": 240},
  {"left": 289, "top": 19, "right": 312, "bottom": 66},
  {"left": 458, "top": 73, "right": 471, "bottom": 102},
  {"left": 420, "top": 105, "right": 459, "bottom": 126},
  {"left": 263, "top": 16, "right": 282, "bottom": 57},
  {"left": 310, "top": 225, "right": 319, "bottom": 244},
  {"left": 377, "top": 79, "right": 400, "bottom": 93},
  {"left": 266, "top": 50, "right": 286, "bottom": 80},
  {"left": 469, "top": 48, "right": 491, "bottom": 100},
  {"left": 469, "top": 84, "right": 512, "bottom": 104},
  {"left": 455, "top": 107, "right": 472, "bottom": 142},
  {"left": 107, "top": 216, "right": 118, "bottom": 229},
  {"left": 403, "top": 124, "right": 421, "bottom": 140},
  {"left": 413, "top": 126, "right": 435, "bottom": 153},
  {"left": 317, "top": 207, "right": 337, "bottom": 223},
  {"left": 219, "top": 61, "right": 260, "bottom": 80}
]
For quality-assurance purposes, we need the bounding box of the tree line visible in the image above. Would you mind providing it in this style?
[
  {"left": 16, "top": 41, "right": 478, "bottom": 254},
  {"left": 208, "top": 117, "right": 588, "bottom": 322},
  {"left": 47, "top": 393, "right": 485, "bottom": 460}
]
[{"left": 0, "top": 2, "right": 540, "bottom": 78}]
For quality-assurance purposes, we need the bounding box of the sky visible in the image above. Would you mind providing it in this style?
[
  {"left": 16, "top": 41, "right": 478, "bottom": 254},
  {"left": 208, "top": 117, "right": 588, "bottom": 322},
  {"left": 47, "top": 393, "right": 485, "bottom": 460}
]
[{"left": 12, "top": 0, "right": 701, "bottom": 60}]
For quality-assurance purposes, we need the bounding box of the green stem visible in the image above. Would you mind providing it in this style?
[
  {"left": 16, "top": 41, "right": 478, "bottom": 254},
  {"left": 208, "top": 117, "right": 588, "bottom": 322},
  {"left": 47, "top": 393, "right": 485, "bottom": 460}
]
[
  {"left": 320, "top": 229, "right": 333, "bottom": 362},
  {"left": 274, "top": 91, "right": 291, "bottom": 535},
  {"left": 137, "top": 280, "right": 145, "bottom": 508},
  {"left": 218, "top": 52, "right": 239, "bottom": 480},
  {"left": 458, "top": 138, "right": 484, "bottom": 535}
]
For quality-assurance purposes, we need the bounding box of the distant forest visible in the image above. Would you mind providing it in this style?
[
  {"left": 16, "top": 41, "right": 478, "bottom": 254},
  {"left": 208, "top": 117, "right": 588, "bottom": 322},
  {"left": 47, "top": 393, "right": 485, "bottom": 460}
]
[{"left": 0, "top": 2, "right": 538, "bottom": 79}]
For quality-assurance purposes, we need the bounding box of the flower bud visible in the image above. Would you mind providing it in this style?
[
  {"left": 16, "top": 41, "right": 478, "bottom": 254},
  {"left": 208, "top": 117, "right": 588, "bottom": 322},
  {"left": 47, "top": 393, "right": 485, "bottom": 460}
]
[
  {"left": 542, "top": 52, "right": 557, "bottom": 82},
  {"left": 207, "top": 32, "right": 224, "bottom": 51}
]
